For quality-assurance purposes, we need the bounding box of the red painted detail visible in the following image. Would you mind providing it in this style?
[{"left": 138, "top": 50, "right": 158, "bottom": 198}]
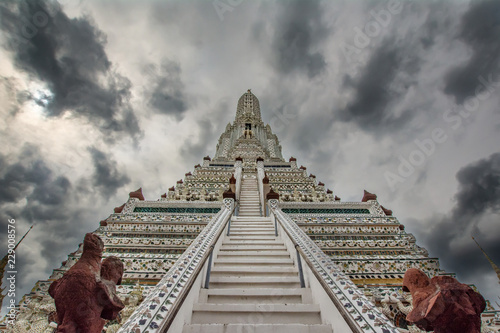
[
  {"left": 129, "top": 188, "right": 145, "bottom": 201},
  {"left": 361, "top": 190, "right": 377, "bottom": 202},
  {"left": 266, "top": 188, "right": 279, "bottom": 200},
  {"left": 381, "top": 205, "right": 393, "bottom": 216},
  {"left": 114, "top": 204, "right": 125, "bottom": 213}
]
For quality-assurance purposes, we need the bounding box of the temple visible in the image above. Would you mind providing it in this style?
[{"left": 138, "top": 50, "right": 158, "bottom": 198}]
[{"left": 2, "top": 90, "right": 499, "bottom": 332}]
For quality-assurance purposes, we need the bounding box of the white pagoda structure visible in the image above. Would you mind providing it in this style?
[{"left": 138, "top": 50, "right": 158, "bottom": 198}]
[{"left": 3, "top": 90, "right": 499, "bottom": 333}]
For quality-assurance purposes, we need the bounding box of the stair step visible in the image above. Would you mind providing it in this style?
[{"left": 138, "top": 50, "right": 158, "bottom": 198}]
[
  {"left": 205, "top": 294, "right": 302, "bottom": 304},
  {"left": 223, "top": 239, "right": 282, "bottom": 244},
  {"left": 229, "top": 226, "right": 273, "bottom": 228},
  {"left": 183, "top": 324, "right": 333, "bottom": 333},
  {"left": 228, "top": 236, "right": 277, "bottom": 241},
  {"left": 210, "top": 266, "right": 297, "bottom": 275},
  {"left": 190, "top": 303, "right": 322, "bottom": 324},
  {"left": 215, "top": 258, "right": 294, "bottom": 265},
  {"left": 217, "top": 251, "right": 290, "bottom": 257},
  {"left": 233, "top": 217, "right": 272, "bottom": 221},
  {"left": 222, "top": 243, "right": 284, "bottom": 248},
  {"left": 209, "top": 276, "right": 299, "bottom": 284},
  {"left": 220, "top": 246, "right": 287, "bottom": 251},
  {"left": 228, "top": 233, "right": 275, "bottom": 237}
]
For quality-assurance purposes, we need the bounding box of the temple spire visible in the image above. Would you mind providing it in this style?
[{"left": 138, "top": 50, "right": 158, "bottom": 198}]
[{"left": 235, "top": 89, "right": 262, "bottom": 124}]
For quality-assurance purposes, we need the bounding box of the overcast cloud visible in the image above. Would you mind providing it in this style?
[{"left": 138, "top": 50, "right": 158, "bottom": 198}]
[{"left": 1, "top": 0, "right": 499, "bottom": 315}]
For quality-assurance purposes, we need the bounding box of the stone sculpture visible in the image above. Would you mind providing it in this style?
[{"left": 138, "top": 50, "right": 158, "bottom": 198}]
[
  {"left": 48, "top": 233, "right": 124, "bottom": 333},
  {"left": 403, "top": 268, "right": 486, "bottom": 333}
]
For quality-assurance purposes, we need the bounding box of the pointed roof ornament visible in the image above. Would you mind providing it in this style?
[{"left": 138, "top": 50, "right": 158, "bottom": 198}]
[
  {"left": 114, "top": 203, "right": 126, "bottom": 213},
  {"left": 381, "top": 205, "right": 393, "bottom": 216},
  {"left": 362, "top": 190, "right": 377, "bottom": 202},
  {"left": 129, "top": 188, "right": 145, "bottom": 201}
]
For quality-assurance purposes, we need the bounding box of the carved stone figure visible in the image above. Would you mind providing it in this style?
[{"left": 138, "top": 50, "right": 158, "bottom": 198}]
[
  {"left": 99, "top": 257, "right": 125, "bottom": 321},
  {"left": 403, "top": 268, "right": 486, "bottom": 333},
  {"left": 48, "top": 233, "right": 124, "bottom": 333}
]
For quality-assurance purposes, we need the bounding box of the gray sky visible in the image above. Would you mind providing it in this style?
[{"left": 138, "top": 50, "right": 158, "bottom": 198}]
[{"left": 1, "top": 0, "right": 499, "bottom": 315}]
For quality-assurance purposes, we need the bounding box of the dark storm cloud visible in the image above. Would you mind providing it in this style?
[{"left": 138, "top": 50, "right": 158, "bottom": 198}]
[
  {"left": 0, "top": 0, "right": 140, "bottom": 138},
  {"left": 89, "top": 147, "right": 130, "bottom": 197},
  {"left": 418, "top": 152, "right": 500, "bottom": 283},
  {"left": 444, "top": 0, "right": 500, "bottom": 104},
  {"left": 0, "top": 145, "right": 53, "bottom": 203},
  {"left": 144, "top": 60, "right": 188, "bottom": 119},
  {"left": 180, "top": 100, "right": 230, "bottom": 165},
  {"left": 338, "top": 38, "right": 420, "bottom": 133},
  {"left": 0, "top": 145, "right": 97, "bottom": 296},
  {"left": 268, "top": 0, "right": 327, "bottom": 78}
]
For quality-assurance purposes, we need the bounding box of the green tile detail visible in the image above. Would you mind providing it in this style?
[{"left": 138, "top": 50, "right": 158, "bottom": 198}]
[
  {"left": 282, "top": 208, "right": 370, "bottom": 214},
  {"left": 133, "top": 207, "right": 221, "bottom": 213}
]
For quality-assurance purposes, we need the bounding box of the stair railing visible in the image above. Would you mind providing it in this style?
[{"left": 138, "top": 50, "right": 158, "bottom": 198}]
[
  {"left": 117, "top": 198, "right": 235, "bottom": 333},
  {"left": 234, "top": 160, "right": 242, "bottom": 201},
  {"left": 256, "top": 160, "right": 265, "bottom": 216},
  {"left": 268, "top": 199, "right": 399, "bottom": 333}
]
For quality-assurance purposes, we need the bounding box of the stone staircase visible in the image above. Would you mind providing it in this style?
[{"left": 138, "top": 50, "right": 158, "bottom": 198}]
[
  {"left": 238, "top": 176, "right": 261, "bottom": 217},
  {"left": 182, "top": 176, "right": 333, "bottom": 333}
]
